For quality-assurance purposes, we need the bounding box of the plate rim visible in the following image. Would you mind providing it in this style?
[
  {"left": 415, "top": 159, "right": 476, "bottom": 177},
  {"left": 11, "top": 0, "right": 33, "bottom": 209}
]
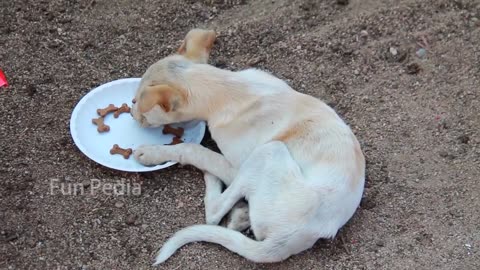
[{"left": 69, "top": 77, "right": 206, "bottom": 172}]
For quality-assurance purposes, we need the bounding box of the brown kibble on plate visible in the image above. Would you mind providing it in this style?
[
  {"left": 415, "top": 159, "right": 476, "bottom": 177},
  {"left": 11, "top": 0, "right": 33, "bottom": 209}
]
[
  {"left": 92, "top": 117, "right": 110, "bottom": 133},
  {"left": 110, "top": 144, "right": 133, "bottom": 159},
  {"left": 97, "top": 104, "right": 118, "bottom": 117},
  {"left": 162, "top": 124, "right": 184, "bottom": 138},
  {"left": 114, "top": 103, "right": 130, "bottom": 118},
  {"left": 166, "top": 137, "right": 183, "bottom": 145}
]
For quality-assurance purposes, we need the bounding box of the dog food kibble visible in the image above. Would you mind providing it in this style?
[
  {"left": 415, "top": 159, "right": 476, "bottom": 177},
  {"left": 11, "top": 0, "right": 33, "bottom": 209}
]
[
  {"left": 97, "top": 104, "right": 118, "bottom": 117},
  {"left": 110, "top": 144, "right": 133, "bottom": 159},
  {"left": 167, "top": 137, "right": 184, "bottom": 145},
  {"left": 162, "top": 125, "right": 184, "bottom": 138},
  {"left": 132, "top": 98, "right": 136, "bottom": 104},
  {"left": 92, "top": 117, "right": 110, "bottom": 133},
  {"left": 114, "top": 103, "right": 130, "bottom": 118}
]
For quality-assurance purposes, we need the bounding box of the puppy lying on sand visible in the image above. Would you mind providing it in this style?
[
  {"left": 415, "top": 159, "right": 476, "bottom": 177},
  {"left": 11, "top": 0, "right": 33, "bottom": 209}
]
[{"left": 131, "top": 29, "right": 365, "bottom": 264}]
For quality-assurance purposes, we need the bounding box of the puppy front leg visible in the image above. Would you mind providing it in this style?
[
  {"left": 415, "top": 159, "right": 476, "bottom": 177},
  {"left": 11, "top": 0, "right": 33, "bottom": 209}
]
[
  {"left": 134, "top": 143, "right": 237, "bottom": 185},
  {"left": 203, "top": 173, "right": 223, "bottom": 223}
]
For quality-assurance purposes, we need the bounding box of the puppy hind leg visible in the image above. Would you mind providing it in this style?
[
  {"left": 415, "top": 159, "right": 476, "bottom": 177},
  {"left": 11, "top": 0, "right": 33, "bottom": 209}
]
[
  {"left": 209, "top": 141, "right": 297, "bottom": 230},
  {"left": 207, "top": 142, "right": 299, "bottom": 229}
]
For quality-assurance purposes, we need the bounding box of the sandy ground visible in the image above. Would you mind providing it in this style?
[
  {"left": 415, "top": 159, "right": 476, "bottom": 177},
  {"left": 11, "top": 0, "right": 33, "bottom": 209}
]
[{"left": 1, "top": 0, "right": 480, "bottom": 269}]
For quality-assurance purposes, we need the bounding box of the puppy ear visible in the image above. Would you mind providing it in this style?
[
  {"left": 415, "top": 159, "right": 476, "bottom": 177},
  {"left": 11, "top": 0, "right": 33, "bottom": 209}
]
[
  {"left": 139, "top": 84, "right": 186, "bottom": 114},
  {"left": 177, "top": 29, "right": 216, "bottom": 63},
  {"left": 177, "top": 40, "right": 187, "bottom": 55}
]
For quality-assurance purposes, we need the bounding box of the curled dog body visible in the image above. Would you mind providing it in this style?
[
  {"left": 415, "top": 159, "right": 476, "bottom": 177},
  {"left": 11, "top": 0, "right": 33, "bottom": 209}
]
[{"left": 131, "top": 29, "right": 365, "bottom": 265}]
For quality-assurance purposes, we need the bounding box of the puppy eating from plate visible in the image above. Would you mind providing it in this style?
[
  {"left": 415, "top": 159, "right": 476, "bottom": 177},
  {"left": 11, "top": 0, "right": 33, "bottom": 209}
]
[{"left": 131, "top": 29, "right": 365, "bottom": 265}]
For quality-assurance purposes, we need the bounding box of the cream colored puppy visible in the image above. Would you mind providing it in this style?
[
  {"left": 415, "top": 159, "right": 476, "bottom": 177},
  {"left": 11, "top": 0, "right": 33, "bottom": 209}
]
[{"left": 131, "top": 29, "right": 365, "bottom": 264}]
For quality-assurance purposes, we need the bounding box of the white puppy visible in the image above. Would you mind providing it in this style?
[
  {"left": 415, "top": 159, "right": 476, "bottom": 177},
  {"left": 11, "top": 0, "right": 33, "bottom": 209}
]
[{"left": 131, "top": 29, "right": 365, "bottom": 264}]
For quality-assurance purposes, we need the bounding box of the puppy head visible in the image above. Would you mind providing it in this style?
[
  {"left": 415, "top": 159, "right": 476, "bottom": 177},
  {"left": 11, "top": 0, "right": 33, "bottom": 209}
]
[
  {"left": 131, "top": 28, "right": 216, "bottom": 127},
  {"left": 131, "top": 83, "right": 187, "bottom": 127}
]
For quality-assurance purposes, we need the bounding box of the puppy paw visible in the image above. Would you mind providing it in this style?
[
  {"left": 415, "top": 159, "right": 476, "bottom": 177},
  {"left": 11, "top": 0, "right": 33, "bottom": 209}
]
[
  {"left": 226, "top": 201, "right": 250, "bottom": 231},
  {"left": 134, "top": 145, "right": 169, "bottom": 166}
]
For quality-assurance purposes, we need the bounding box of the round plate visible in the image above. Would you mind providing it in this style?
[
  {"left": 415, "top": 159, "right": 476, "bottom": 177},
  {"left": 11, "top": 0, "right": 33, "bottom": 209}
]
[{"left": 69, "top": 78, "right": 206, "bottom": 172}]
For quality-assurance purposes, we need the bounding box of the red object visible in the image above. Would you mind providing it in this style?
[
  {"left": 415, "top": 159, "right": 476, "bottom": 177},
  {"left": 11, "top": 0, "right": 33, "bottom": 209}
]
[{"left": 0, "top": 69, "right": 8, "bottom": 87}]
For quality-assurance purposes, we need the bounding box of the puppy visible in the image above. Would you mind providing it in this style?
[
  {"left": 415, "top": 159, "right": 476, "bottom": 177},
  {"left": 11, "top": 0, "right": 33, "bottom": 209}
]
[{"left": 131, "top": 29, "right": 365, "bottom": 264}]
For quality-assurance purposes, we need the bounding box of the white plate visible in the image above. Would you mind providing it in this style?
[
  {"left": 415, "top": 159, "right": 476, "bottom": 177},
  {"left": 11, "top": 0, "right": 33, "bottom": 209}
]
[{"left": 70, "top": 78, "right": 206, "bottom": 172}]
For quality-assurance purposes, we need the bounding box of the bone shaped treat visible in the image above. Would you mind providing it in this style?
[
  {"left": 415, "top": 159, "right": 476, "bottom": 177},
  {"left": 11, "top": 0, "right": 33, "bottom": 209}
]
[
  {"left": 114, "top": 103, "right": 130, "bottom": 118},
  {"left": 110, "top": 144, "right": 132, "bottom": 159},
  {"left": 97, "top": 104, "right": 118, "bottom": 117},
  {"left": 91, "top": 117, "right": 110, "bottom": 133},
  {"left": 162, "top": 125, "right": 184, "bottom": 138},
  {"left": 166, "top": 137, "right": 184, "bottom": 145}
]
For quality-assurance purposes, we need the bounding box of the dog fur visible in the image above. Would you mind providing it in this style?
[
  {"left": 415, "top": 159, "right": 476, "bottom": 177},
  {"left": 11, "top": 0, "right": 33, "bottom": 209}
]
[{"left": 131, "top": 29, "right": 365, "bottom": 265}]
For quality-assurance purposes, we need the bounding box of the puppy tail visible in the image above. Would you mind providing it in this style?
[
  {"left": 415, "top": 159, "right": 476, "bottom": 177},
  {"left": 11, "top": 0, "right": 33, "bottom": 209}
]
[{"left": 153, "top": 224, "right": 282, "bottom": 265}]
